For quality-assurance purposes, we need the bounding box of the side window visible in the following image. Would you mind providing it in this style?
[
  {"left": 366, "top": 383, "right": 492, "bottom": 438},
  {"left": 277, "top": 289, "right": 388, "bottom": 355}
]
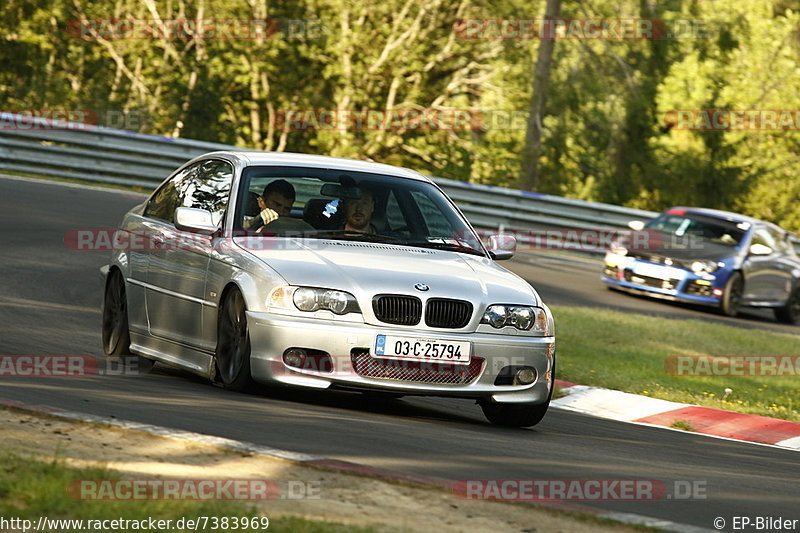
[
  {"left": 144, "top": 163, "right": 197, "bottom": 223},
  {"left": 751, "top": 228, "right": 777, "bottom": 253},
  {"left": 767, "top": 228, "right": 788, "bottom": 254},
  {"left": 144, "top": 160, "right": 233, "bottom": 226},
  {"left": 183, "top": 160, "right": 233, "bottom": 227}
]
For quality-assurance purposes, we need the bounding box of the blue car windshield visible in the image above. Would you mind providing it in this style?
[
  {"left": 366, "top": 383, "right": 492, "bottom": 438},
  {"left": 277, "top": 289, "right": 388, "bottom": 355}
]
[{"left": 645, "top": 212, "right": 747, "bottom": 247}]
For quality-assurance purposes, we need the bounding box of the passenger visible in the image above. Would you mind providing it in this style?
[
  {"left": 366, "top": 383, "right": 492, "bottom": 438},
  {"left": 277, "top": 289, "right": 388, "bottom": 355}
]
[
  {"left": 343, "top": 186, "right": 377, "bottom": 233},
  {"left": 248, "top": 179, "right": 295, "bottom": 231}
]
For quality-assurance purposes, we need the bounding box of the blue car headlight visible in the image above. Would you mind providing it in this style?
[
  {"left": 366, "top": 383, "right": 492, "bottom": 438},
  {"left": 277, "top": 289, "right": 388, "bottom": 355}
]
[{"left": 690, "top": 260, "right": 719, "bottom": 274}]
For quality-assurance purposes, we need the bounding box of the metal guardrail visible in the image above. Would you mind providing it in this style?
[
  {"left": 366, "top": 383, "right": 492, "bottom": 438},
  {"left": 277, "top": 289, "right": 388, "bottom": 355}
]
[{"left": 1, "top": 112, "right": 797, "bottom": 254}]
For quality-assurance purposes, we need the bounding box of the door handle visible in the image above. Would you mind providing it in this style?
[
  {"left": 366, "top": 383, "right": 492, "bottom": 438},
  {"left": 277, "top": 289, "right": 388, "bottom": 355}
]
[{"left": 152, "top": 234, "right": 166, "bottom": 247}]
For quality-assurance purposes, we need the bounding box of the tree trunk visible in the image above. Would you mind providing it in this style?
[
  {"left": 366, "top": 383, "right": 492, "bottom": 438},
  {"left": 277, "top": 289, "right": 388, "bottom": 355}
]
[{"left": 519, "top": 0, "right": 561, "bottom": 191}]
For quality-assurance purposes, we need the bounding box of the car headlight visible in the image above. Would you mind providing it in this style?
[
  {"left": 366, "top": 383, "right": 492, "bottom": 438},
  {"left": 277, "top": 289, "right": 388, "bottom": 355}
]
[
  {"left": 481, "top": 305, "right": 549, "bottom": 332},
  {"left": 610, "top": 242, "right": 628, "bottom": 256},
  {"left": 690, "top": 260, "right": 718, "bottom": 274},
  {"left": 267, "top": 286, "right": 361, "bottom": 315}
]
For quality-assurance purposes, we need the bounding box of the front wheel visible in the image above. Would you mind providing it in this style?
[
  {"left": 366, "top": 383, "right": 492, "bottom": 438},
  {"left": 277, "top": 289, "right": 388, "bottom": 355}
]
[
  {"left": 215, "top": 289, "right": 255, "bottom": 391},
  {"left": 719, "top": 272, "right": 743, "bottom": 317},
  {"left": 480, "top": 399, "right": 550, "bottom": 428},
  {"left": 481, "top": 361, "right": 555, "bottom": 428},
  {"left": 101, "top": 269, "right": 154, "bottom": 372},
  {"left": 775, "top": 285, "right": 800, "bottom": 325}
]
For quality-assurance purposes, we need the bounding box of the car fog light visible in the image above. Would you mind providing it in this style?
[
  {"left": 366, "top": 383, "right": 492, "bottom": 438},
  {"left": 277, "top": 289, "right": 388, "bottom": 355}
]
[
  {"left": 514, "top": 367, "right": 537, "bottom": 385},
  {"left": 712, "top": 288, "right": 723, "bottom": 297},
  {"left": 283, "top": 348, "right": 307, "bottom": 368}
]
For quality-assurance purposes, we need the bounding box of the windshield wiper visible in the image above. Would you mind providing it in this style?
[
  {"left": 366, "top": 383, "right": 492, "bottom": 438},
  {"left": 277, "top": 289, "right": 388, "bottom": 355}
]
[
  {"left": 402, "top": 240, "right": 485, "bottom": 256},
  {"left": 310, "top": 230, "right": 403, "bottom": 243}
]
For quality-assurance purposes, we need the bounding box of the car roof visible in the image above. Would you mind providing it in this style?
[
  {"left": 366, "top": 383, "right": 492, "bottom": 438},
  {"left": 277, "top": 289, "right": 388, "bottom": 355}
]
[
  {"left": 204, "top": 150, "right": 432, "bottom": 183},
  {"left": 663, "top": 206, "right": 773, "bottom": 228}
]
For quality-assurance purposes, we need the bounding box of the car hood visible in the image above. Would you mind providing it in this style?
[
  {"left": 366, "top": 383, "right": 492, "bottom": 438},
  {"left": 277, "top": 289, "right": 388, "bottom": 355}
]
[{"left": 238, "top": 238, "right": 539, "bottom": 308}]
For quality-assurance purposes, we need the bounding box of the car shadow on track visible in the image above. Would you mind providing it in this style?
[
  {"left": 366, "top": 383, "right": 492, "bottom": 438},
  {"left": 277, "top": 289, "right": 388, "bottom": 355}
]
[{"left": 149, "top": 363, "right": 526, "bottom": 429}]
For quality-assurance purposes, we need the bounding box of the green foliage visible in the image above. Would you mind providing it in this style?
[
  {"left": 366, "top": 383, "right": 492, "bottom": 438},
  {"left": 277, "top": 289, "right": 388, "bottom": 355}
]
[{"left": 1, "top": 0, "right": 798, "bottom": 231}]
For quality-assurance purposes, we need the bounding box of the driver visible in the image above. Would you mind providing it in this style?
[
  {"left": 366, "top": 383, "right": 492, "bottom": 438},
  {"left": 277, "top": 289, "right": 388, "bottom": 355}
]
[
  {"left": 343, "top": 186, "right": 376, "bottom": 233},
  {"left": 247, "top": 179, "right": 295, "bottom": 231}
]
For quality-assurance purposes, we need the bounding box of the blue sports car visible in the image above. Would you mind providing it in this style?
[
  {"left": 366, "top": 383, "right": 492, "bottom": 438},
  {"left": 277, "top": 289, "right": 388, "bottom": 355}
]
[{"left": 602, "top": 207, "right": 800, "bottom": 323}]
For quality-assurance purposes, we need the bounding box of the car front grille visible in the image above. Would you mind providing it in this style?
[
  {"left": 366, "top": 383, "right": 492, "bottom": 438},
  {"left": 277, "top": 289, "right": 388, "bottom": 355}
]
[
  {"left": 351, "top": 349, "right": 484, "bottom": 385},
  {"left": 372, "top": 294, "right": 422, "bottom": 325},
  {"left": 623, "top": 270, "right": 680, "bottom": 290},
  {"left": 424, "top": 298, "right": 473, "bottom": 328}
]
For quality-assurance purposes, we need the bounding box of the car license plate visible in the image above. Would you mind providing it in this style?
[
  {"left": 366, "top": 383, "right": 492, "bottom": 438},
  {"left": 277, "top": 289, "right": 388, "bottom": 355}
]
[
  {"left": 632, "top": 262, "right": 685, "bottom": 280},
  {"left": 374, "top": 335, "right": 471, "bottom": 365}
]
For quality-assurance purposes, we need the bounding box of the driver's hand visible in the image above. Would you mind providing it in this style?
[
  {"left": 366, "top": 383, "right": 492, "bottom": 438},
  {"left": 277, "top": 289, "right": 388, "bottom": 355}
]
[{"left": 259, "top": 207, "right": 279, "bottom": 225}]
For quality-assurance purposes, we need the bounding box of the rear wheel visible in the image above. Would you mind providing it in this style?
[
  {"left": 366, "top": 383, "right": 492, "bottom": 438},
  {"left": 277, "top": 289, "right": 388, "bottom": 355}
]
[
  {"left": 215, "top": 289, "right": 255, "bottom": 391},
  {"left": 775, "top": 285, "right": 800, "bottom": 325},
  {"left": 101, "top": 269, "right": 154, "bottom": 372},
  {"left": 719, "top": 272, "right": 743, "bottom": 317}
]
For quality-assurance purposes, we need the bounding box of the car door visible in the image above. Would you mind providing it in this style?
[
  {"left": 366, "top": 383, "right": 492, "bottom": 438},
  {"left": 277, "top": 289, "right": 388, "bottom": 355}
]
[
  {"left": 144, "top": 159, "right": 233, "bottom": 355},
  {"left": 741, "top": 226, "right": 785, "bottom": 304},
  {"left": 768, "top": 227, "right": 798, "bottom": 302}
]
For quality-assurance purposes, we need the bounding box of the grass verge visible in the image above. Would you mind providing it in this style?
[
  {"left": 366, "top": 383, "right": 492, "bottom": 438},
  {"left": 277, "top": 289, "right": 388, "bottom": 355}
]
[
  {"left": 553, "top": 304, "right": 800, "bottom": 422},
  {"left": 0, "top": 452, "right": 380, "bottom": 533}
]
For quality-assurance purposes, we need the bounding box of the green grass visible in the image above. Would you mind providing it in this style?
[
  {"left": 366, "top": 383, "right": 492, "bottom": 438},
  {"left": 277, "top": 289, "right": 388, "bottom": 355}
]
[
  {"left": 553, "top": 305, "right": 800, "bottom": 421},
  {"left": 0, "top": 452, "right": 381, "bottom": 533},
  {"left": 669, "top": 420, "right": 696, "bottom": 432}
]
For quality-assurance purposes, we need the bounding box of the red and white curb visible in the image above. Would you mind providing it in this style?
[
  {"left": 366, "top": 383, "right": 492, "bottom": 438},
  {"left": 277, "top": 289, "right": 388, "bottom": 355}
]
[
  {"left": 553, "top": 380, "right": 800, "bottom": 451},
  {"left": 0, "top": 398, "right": 715, "bottom": 533}
]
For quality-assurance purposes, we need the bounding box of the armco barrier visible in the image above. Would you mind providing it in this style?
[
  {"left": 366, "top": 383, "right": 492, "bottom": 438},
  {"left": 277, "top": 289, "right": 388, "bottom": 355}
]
[{"left": 1, "top": 112, "right": 797, "bottom": 254}]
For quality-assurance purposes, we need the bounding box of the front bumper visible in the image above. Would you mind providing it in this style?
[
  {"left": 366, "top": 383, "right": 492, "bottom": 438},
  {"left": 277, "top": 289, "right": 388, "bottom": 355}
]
[
  {"left": 246, "top": 311, "right": 555, "bottom": 404},
  {"left": 601, "top": 254, "right": 723, "bottom": 307}
]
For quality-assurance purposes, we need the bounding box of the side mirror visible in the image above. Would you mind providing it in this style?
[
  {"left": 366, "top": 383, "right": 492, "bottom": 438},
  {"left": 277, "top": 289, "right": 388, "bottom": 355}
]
[
  {"left": 487, "top": 234, "right": 516, "bottom": 260},
  {"left": 749, "top": 243, "right": 773, "bottom": 256},
  {"left": 174, "top": 207, "right": 218, "bottom": 235},
  {"left": 627, "top": 220, "right": 646, "bottom": 231}
]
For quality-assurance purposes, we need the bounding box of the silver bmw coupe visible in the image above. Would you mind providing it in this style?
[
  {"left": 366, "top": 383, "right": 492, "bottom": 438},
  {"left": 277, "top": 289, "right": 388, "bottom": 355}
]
[{"left": 102, "top": 151, "right": 556, "bottom": 426}]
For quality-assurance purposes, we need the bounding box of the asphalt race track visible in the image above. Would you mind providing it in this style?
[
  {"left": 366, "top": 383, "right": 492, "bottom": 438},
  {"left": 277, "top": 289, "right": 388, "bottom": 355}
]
[{"left": 1, "top": 175, "right": 798, "bottom": 530}]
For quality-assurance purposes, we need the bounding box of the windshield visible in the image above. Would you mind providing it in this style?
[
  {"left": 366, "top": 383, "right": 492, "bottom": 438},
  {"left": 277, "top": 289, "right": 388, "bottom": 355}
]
[
  {"left": 234, "top": 166, "right": 486, "bottom": 256},
  {"left": 645, "top": 211, "right": 748, "bottom": 247}
]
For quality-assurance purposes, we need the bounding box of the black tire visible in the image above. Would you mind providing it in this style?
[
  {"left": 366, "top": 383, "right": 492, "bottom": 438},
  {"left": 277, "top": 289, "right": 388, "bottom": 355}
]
[
  {"left": 215, "top": 289, "right": 255, "bottom": 391},
  {"left": 775, "top": 285, "right": 800, "bottom": 325},
  {"left": 719, "top": 271, "right": 744, "bottom": 317},
  {"left": 480, "top": 361, "right": 555, "bottom": 428},
  {"left": 480, "top": 398, "right": 550, "bottom": 428},
  {"left": 101, "top": 269, "right": 154, "bottom": 372},
  {"left": 361, "top": 391, "right": 405, "bottom": 401}
]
